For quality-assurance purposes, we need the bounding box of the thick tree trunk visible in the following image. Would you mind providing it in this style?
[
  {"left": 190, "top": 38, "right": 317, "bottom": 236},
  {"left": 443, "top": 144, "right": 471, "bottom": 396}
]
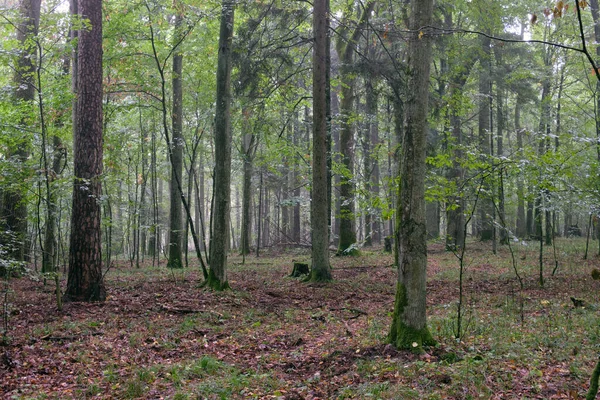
[
  {"left": 65, "top": 0, "right": 106, "bottom": 302},
  {"left": 167, "top": 12, "right": 184, "bottom": 269},
  {"left": 207, "top": 1, "right": 234, "bottom": 290},
  {"left": 388, "top": 0, "right": 435, "bottom": 351},
  {"left": 310, "top": 0, "right": 332, "bottom": 281}
]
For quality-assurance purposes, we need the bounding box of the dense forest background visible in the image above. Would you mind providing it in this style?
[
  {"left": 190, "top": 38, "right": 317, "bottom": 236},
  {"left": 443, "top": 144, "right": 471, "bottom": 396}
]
[
  {"left": 2, "top": 0, "right": 600, "bottom": 277},
  {"left": 4, "top": 0, "right": 600, "bottom": 397}
]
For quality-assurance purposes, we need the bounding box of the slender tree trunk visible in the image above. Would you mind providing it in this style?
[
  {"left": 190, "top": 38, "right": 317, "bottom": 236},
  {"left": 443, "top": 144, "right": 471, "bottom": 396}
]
[
  {"left": 445, "top": 71, "right": 469, "bottom": 250},
  {"left": 478, "top": 35, "right": 493, "bottom": 241},
  {"left": 166, "top": 12, "right": 184, "bottom": 269},
  {"left": 207, "top": 0, "right": 234, "bottom": 289},
  {"left": 388, "top": 0, "right": 435, "bottom": 351},
  {"left": 495, "top": 55, "right": 507, "bottom": 245},
  {"left": 3, "top": 0, "right": 41, "bottom": 262},
  {"left": 240, "top": 112, "right": 255, "bottom": 255},
  {"left": 515, "top": 95, "right": 527, "bottom": 239},
  {"left": 310, "top": 0, "right": 332, "bottom": 281},
  {"left": 65, "top": 0, "right": 106, "bottom": 302},
  {"left": 335, "top": 1, "right": 376, "bottom": 255}
]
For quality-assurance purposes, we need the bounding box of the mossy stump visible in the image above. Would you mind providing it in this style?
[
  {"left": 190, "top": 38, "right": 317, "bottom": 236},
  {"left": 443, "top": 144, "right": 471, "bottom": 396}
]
[{"left": 290, "top": 262, "right": 309, "bottom": 278}]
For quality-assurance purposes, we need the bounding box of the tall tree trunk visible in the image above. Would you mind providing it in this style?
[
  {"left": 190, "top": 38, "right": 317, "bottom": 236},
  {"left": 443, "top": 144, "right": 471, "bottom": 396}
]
[
  {"left": 3, "top": 0, "right": 41, "bottom": 263},
  {"left": 494, "top": 52, "right": 507, "bottom": 245},
  {"left": 478, "top": 35, "right": 493, "bottom": 241},
  {"left": 42, "top": 41, "right": 69, "bottom": 274},
  {"left": 388, "top": 0, "right": 435, "bottom": 351},
  {"left": 207, "top": 0, "right": 234, "bottom": 290},
  {"left": 515, "top": 95, "right": 527, "bottom": 239},
  {"left": 167, "top": 11, "right": 184, "bottom": 269},
  {"left": 65, "top": 0, "right": 106, "bottom": 302},
  {"left": 335, "top": 1, "right": 376, "bottom": 255},
  {"left": 310, "top": 0, "right": 332, "bottom": 281},
  {"left": 240, "top": 110, "right": 255, "bottom": 256},
  {"left": 364, "top": 74, "right": 380, "bottom": 246}
]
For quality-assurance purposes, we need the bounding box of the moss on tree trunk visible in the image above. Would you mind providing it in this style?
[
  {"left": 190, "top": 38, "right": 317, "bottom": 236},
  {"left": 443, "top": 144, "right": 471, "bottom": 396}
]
[{"left": 388, "top": 283, "right": 435, "bottom": 352}]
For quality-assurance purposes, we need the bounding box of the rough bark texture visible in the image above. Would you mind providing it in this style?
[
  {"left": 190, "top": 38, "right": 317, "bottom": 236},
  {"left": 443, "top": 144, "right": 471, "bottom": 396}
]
[
  {"left": 65, "top": 0, "right": 106, "bottom": 302},
  {"left": 388, "top": 0, "right": 435, "bottom": 351},
  {"left": 207, "top": 1, "right": 234, "bottom": 290},
  {"left": 2, "top": 0, "right": 41, "bottom": 262},
  {"left": 167, "top": 12, "right": 184, "bottom": 269},
  {"left": 310, "top": 0, "right": 331, "bottom": 282}
]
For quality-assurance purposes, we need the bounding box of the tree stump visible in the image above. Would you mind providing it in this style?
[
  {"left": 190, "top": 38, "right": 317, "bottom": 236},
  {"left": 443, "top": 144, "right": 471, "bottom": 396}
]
[
  {"left": 290, "top": 262, "right": 309, "bottom": 277},
  {"left": 384, "top": 237, "right": 393, "bottom": 253}
]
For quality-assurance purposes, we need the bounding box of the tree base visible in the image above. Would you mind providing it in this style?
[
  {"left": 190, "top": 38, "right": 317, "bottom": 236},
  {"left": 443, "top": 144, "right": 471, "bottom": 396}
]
[
  {"left": 384, "top": 237, "right": 393, "bottom": 253},
  {"left": 290, "top": 262, "right": 309, "bottom": 278},
  {"left": 388, "top": 283, "right": 436, "bottom": 353},
  {"left": 388, "top": 323, "right": 436, "bottom": 353},
  {"left": 204, "top": 271, "right": 230, "bottom": 291},
  {"left": 166, "top": 258, "right": 183, "bottom": 269}
]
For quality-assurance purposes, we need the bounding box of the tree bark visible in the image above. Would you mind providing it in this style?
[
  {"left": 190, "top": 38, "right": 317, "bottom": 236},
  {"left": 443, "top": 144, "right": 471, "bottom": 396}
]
[
  {"left": 65, "top": 0, "right": 106, "bottom": 302},
  {"left": 207, "top": 0, "right": 234, "bottom": 290},
  {"left": 388, "top": 0, "right": 435, "bottom": 351},
  {"left": 167, "top": 11, "right": 184, "bottom": 269},
  {"left": 310, "top": 0, "right": 332, "bottom": 281}
]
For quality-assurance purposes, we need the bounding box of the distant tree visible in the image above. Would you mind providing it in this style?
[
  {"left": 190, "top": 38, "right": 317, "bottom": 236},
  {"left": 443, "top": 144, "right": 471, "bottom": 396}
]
[
  {"left": 388, "top": 0, "right": 435, "bottom": 351},
  {"left": 335, "top": 1, "right": 375, "bottom": 256},
  {"left": 65, "top": 0, "right": 106, "bottom": 302},
  {"left": 2, "top": 0, "right": 41, "bottom": 262}
]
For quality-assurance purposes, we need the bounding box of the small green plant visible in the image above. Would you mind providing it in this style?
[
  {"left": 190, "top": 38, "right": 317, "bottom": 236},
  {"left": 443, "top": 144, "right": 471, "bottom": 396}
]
[
  {"left": 86, "top": 382, "right": 102, "bottom": 397},
  {"left": 124, "top": 378, "right": 145, "bottom": 399}
]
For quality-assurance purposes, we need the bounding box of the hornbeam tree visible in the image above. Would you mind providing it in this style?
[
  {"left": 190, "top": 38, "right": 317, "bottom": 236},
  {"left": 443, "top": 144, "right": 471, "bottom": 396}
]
[
  {"left": 207, "top": 0, "right": 235, "bottom": 290},
  {"left": 388, "top": 0, "right": 435, "bottom": 351}
]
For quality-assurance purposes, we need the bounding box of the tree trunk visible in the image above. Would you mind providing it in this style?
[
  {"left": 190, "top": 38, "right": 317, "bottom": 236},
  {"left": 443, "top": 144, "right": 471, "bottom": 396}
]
[
  {"left": 65, "top": 0, "right": 106, "bottom": 302},
  {"left": 515, "top": 95, "right": 527, "bottom": 239},
  {"left": 388, "top": 0, "right": 435, "bottom": 351},
  {"left": 364, "top": 73, "right": 380, "bottom": 246},
  {"left": 240, "top": 112, "right": 255, "bottom": 255},
  {"left": 3, "top": 0, "right": 41, "bottom": 262},
  {"left": 310, "top": 0, "right": 332, "bottom": 281},
  {"left": 494, "top": 53, "right": 507, "bottom": 245},
  {"left": 292, "top": 112, "right": 301, "bottom": 243},
  {"left": 478, "top": 35, "right": 493, "bottom": 241},
  {"left": 335, "top": 1, "right": 376, "bottom": 256},
  {"left": 207, "top": 0, "right": 234, "bottom": 290},
  {"left": 167, "top": 11, "right": 184, "bottom": 269}
]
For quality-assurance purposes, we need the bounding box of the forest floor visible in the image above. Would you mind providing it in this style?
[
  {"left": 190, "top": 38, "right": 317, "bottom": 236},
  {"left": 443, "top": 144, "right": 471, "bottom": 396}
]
[{"left": 2, "top": 238, "right": 600, "bottom": 399}]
